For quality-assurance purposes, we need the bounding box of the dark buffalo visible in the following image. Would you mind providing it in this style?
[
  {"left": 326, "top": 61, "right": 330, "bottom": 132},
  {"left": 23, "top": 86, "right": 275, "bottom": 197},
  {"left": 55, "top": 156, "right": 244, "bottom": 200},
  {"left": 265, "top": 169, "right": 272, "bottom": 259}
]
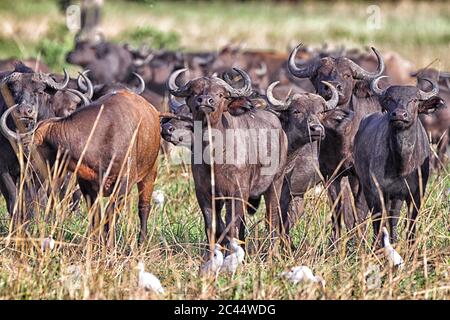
[
  {"left": 265, "top": 80, "right": 340, "bottom": 242},
  {"left": 167, "top": 68, "right": 288, "bottom": 246},
  {"left": 0, "top": 64, "right": 87, "bottom": 217},
  {"left": 354, "top": 77, "right": 444, "bottom": 245},
  {"left": 66, "top": 40, "right": 134, "bottom": 85},
  {"left": 288, "top": 43, "right": 385, "bottom": 243},
  {"left": 2, "top": 90, "right": 161, "bottom": 244}
]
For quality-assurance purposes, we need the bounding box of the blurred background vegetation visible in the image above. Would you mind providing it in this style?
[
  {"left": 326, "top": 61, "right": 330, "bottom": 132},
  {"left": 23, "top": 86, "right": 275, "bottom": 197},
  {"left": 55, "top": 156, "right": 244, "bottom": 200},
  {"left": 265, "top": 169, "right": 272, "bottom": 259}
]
[{"left": 0, "top": 0, "right": 449, "bottom": 71}]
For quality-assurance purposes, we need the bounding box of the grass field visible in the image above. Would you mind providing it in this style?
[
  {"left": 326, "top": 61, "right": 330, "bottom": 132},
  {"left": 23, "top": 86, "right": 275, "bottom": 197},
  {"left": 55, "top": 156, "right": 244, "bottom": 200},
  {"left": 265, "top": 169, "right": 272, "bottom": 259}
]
[{"left": 0, "top": 0, "right": 449, "bottom": 300}]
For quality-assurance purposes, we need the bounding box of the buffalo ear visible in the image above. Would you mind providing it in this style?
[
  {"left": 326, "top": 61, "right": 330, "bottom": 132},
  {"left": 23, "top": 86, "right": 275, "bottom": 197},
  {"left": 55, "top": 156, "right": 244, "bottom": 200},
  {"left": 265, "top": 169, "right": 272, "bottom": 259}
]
[{"left": 419, "top": 96, "right": 446, "bottom": 114}]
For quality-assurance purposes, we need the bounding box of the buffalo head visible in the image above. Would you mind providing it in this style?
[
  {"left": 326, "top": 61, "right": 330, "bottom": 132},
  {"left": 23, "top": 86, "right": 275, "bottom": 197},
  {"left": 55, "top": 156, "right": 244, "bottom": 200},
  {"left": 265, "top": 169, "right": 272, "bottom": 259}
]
[
  {"left": 167, "top": 68, "right": 253, "bottom": 124},
  {"left": 288, "top": 44, "right": 384, "bottom": 106},
  {"left": 371, "top": 76, "right": 445, "bottom": 129},
  {"left": 266, "top": 80, "right": 339, "bottom": 144},
  {"left": 161, "top": 95, "right": 193, "bottom": 147}
]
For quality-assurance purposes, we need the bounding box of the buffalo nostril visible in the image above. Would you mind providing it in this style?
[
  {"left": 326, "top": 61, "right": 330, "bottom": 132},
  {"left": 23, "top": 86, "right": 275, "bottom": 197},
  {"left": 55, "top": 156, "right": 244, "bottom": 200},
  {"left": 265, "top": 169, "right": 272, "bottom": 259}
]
[
  {"left": 208, "top": 98, "right": 214, "bottom": 105},
  {"left": 391, "top": 111, "right": 397, "bottom": 117},
  {"left": 401, "top": 112, "right": 408, "bottom": 118},
  {"left": 196, "top": 97, "right": 203, "bottom": 104}
]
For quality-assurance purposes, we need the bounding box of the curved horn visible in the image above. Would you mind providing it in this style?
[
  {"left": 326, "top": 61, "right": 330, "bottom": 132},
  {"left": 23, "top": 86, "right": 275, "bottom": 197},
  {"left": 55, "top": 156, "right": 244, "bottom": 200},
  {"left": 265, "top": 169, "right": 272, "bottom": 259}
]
[
  {"left": 288, "top": 43, "right": 318, "bottom": 79},
  {"left": 167, "top": 68, "right": 190, "bottom": 97},
  {"left": 43, "top": 69, "right": 70, "bottom": 90},
  {"left": 1, "top": 72, "right": 22, "bottom": 85},
  {"left": 266, "top": 81, "right": 288, "bottom": 110},
  {"left": 132, "top": 72, "right": 145, "bottom": 95},
  {"left": 371, "top": 76, "right": 389, "bottom": 96},
  {"left": 321, "top": 81, "right": 339, "bottom": 110},
  {"left": 0, "top": 105, "right": 32, "bottom": 141},
  {"left": 255, "top": 62, "right": 267, "bottom": 76},
  {"left": 77, "top": 70, "right": 94, "bottom": 99},
  {"left": 66, "top": 89, "right": 91, "bottom": 107},
  {"left": 347, "top": 47, "right": 384, "bottom": 80},
  {"left": 417, "top": 78, "right": 439, "bottom": 100},
  {"left": 215, "top": 68, "right": 253, "bottom": 97},
  {"left": 168, "top": 94, "right": 186, "bottom": 114}
]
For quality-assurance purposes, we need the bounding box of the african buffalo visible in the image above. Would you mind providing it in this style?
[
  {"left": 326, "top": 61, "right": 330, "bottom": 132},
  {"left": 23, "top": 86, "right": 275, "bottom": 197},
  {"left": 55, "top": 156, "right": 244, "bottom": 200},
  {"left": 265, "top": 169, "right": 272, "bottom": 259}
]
[
  {"left": 0, "top": 64, "right": 87, "bottom": 217},
  {"left": 66, "top": 40, "right": 134, "bottom": 85},
  {"left": 2, "top": 90, "right": 160, "bottom": 245},
  {"left": 288, "top": 43, "right": 385, "bottom": 243},
  {"left": 265, "top": 80, "right": 340, "bottom": 242},
  {"left": 167, "top": 68, "right": 287, "bottom": 247},
  {"left": 354, "top": 77, "right": 445, "bottom": 245}
]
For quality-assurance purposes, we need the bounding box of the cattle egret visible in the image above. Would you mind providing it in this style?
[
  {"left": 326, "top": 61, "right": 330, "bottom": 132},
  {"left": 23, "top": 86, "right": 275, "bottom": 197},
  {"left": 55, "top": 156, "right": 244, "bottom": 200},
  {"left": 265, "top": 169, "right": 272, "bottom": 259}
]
[
  {"left": 152, "top": 190, "right": 165, "bottom": 206},
  {"left": 314, "top": 185, "right": 324, "bottom": 196},
  {"left": 200, "top": 244, "right": 224, "bottom": 279},
  {"left": 62, "top": 264, "right": 82, "bottom": 298},
  {"left": 382, "top": 227, "right": 404, "bottom": 269},
  {"left": 281, "top": 266, "right": 326, "bottom": 288},
  {"left": 220, "top": 238, "right": 245, "bottom": 275},
  {"left": 137, "top": 262, "right": 165, "bottom": 294},
  {"left": 41, "top": 235, "right": 55, "bottom": 253},
  {"left": 364, "top": 264, "right": 381, "bottom": 290}
]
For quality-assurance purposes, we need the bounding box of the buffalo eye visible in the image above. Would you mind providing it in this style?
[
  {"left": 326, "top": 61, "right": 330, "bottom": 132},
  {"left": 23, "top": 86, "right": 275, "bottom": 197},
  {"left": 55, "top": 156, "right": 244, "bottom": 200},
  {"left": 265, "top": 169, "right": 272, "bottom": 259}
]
[{"left": 343, "top": 74, "right": 351, "bottom": 79}]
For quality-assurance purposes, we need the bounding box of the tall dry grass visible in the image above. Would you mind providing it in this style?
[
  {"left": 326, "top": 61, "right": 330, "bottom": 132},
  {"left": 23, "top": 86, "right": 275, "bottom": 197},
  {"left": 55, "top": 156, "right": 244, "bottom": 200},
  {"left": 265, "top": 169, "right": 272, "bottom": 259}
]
[
  {"left": 0, "top": 135, "right": 448, "bottom": 299},
  {"left": 0, "top": 0, "right": 448, "bottom": 300}
]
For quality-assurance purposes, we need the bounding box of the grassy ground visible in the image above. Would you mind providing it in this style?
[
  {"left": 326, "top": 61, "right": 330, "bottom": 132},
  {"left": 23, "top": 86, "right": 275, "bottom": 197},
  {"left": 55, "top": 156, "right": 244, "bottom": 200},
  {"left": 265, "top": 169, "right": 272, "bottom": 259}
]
[{"left": 0, "top": 0, "right": 449, "bottom": 300}]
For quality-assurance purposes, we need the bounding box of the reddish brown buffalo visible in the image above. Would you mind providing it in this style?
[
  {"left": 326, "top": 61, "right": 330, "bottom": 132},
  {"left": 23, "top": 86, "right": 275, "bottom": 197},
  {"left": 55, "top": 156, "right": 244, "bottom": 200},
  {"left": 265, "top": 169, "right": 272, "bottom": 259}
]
[{"left": 2, "top": 90, "right": 160, "bottom": 245}]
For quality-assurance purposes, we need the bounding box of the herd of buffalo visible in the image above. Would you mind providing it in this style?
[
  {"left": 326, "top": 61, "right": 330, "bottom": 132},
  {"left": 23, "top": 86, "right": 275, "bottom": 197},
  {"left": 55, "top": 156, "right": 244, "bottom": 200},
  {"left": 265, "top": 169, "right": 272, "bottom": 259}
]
[{"left": 0, "top": 31, "right": 449, "bottom": 252}]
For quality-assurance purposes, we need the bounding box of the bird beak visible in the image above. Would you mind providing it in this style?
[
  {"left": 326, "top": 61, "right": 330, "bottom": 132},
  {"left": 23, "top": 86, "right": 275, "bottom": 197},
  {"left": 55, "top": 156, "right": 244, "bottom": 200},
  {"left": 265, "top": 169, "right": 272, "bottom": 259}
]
[{"left": 235, "top": 239, "right": 245, "bottom": 245}]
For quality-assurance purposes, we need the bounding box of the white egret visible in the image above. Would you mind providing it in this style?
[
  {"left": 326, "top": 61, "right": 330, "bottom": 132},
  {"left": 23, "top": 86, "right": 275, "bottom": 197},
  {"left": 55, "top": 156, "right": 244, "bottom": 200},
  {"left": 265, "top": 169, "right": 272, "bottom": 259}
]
[
  {"left": 220, "top": 238, "right": 245, "bottom": 275},
  {"left": 281, "top": 266, "right": 326, "bottom": 288},
  {"left": 41, "top": 235, "right": 55, "bottom": 253},
  {"left": 382, "top": 227, "right": 404, "bottom": 269},
  {"left": 200, "top": 243, "right": 224, "bottom": 279},
  {"left": 137, "top": 262, "right": 165, "bottom": 294},
  {"left": 61, "top": 264, "right": 82, "bottom": 298},
  {"left": 152, "top": 190, "right": 165, "bottom": 206},
  {"left": 364, "top": 264, "right": 381, "bottom": 290}
]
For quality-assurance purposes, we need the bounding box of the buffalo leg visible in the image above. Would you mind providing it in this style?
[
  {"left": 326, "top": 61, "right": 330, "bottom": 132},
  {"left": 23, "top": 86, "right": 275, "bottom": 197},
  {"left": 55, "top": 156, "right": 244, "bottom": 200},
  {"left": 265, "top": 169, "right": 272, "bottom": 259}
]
[
  {"left": 406, "top": 190, "right": 422, "bottom": 245},
  {"left": 388, "top": 199, "right": 402, "bottom": 244},
  {"left": 327, "top": 178, "right": 342, "bottom": 244},
  {"left": 104, "top": 182, "right": 130, "bottom": 248},
  {"left": 136, "top": 166, "right": 158, "bottom": 245},
  {"left": 214, "top": 199, "right": 226, "bottom": 243},
  {"left": 347, "top": 173, "right": 369, "bottom": 243},
  {"left": 225, "top": 191, "right": 248, "bottom": 241},
  {"left": 77, "top": 177, "right": 99, "bottom": 238},
  {"left": 0, "top": 172, "right": 16, "bottom": 216},
  {"left": 264, "top": 176, "right": 284, "bottom": 248}
]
